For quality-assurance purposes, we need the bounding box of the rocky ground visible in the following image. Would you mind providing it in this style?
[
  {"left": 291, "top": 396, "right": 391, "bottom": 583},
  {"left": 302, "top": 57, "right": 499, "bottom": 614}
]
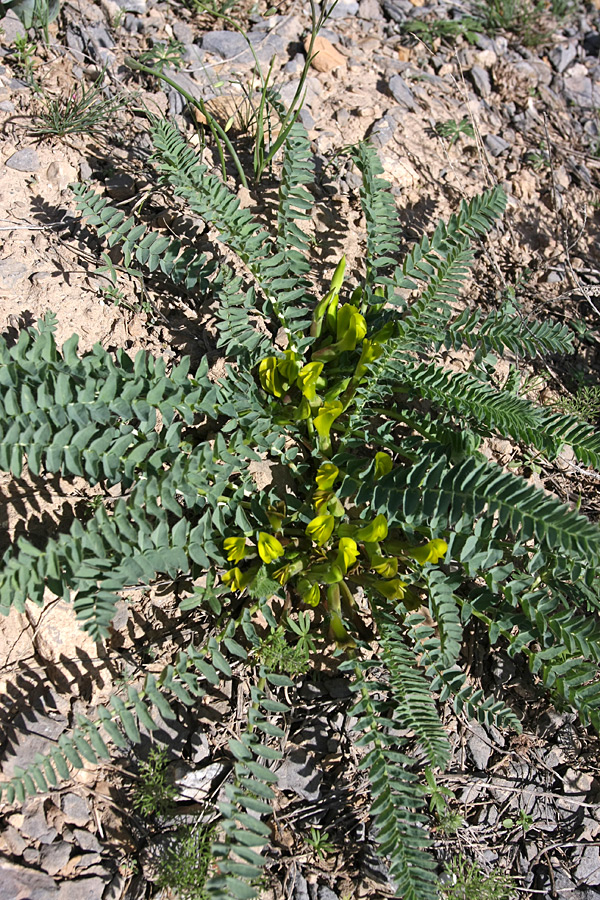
[{"left": 2, "top": 0, "right": 600, "bottom": 898}]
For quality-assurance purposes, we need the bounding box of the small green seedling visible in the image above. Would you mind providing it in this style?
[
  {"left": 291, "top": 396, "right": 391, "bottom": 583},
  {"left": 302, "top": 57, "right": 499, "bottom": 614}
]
[
  {"left": 502, "top": 809, "right": 534, "bottom": 834},
  {"left": 434, "top": 117, "right": 475, "bottom": 146},
  {"left": 305, "top": 826, "right": 335, "bottom": 860},
  {"left": 133, "top": 746, "right": 178, "bottom": 818}
]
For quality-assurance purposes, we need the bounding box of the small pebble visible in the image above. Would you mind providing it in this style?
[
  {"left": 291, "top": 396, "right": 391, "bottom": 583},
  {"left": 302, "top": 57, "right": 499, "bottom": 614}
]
[{"left": 5, "top": 148, "right": 40, "bottom": 172}]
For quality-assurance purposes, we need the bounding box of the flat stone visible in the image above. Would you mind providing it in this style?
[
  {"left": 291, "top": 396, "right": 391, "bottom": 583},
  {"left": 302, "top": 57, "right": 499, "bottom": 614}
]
[
  {"left": 22, "top": 803, "right": 58, "bottom": 844},
  {"left": 56, "top": 877, "right": 106, "bottom": 900},
  {"left": 0, "top": 859, "right": 59, "bottom": 899},
  {"left": 173, "top": 761, "right": 227, "bottom": 802},
  {"left": 202, "top": 30, "right": 248, "bottom": 59},
  {"left": 387, "top": 74, "right": 416, "bottom": 111},
  {"left": 40, "top": 841, "right": 72, "bottom": 876},
  {"left": 485, "top": 134, "right": 511, "bottom": 156},
  {"left": 1, "top": 10, "right": 26, "bottom": 42},
  {"left": 564, "top": 63, "right": 598, "bottom": 108},
  {"left": 105, "top": 172, "right": 136, "bottom": 200},
  {"left": 3, "top": 825, "right": 27, "bottom": 855},
  {"left": 276, "top": 746, "right": 322, "bottom": 801},
  {"left": 72, "top": 829, "right": 102, "bottom": 852},
  {"left": 318, "top": 888, "right": 338, "bottom": 900},
  {"left": 172, "top": 21, "right": 194, "bottom": 43},
  {"left": 6, "top": 148, "right": 41, "bottom": 172},
  {"left": 467, "top": 722, "right": 492, "bottom": 769},
  {"left": 62, "top": 793, "right": 92, "bottom": 828},
  {"left": 576, "top": 845, "right": 600, "bottom": 885},
  {"left": 279, "top": 76, "right": 322, "bottom": 111},
  {"left": 470, "top": 64, "right": 492, "bottom": 97},
  {"left": 328, "top": 0, "right": 359, "bottom": 16},
  {"left": 549, "top": 42, "right": 578, "bottom": 74},
  {"left": 0, "top": 100, "right": 15, "bottom": 112}
]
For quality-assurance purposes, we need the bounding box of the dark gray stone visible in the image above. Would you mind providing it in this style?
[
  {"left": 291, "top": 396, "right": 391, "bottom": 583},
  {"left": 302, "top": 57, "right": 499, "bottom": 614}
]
[
  {"left": 123, "top": 14, "right": 144, "bottom": 34},
  {"left": 6, "top": 147, "right": 41, "bottom": 172},
  {"left": 294, "top": 872, "right": 310, "bottom": 900},
  {"left": 40, "top": 840, "right": 72, "bottom": 876},
  {"left": 467, "top": 721, "right": 492, "bottom": 769},
  {"left": 72, "top": 828, "right": 102, "bottom": 852},
  {"left": 388, "top": 74, "right": 416, "bottom": 110},
  {"left": 576, "top": 846, "right": 600, "bottom": 885},
  {"left": 485, "top": 134, "right": 511, "bottom": 156},
  {"left": 0, "top": 859, "right": 58, "bottom": 899},
  {"left": 318, "top": 888, "right": 338, "bottom": 900},
  {"left": 22, "top": 803, "right": 58, "bottom": 843},
  {"left": 249, "top": 32, "right": 287, "bottom": 64},
  {"left": 277, "top": 747, "right": 322, "bottom": 801},
  {"left": 358, "top": 0, "right": 383, "bottom": 19},
  {"left": 62, "top": 793, "right": 92, "bottom": 827},
  {"left": 3, "top": 824, "right": 27, "bottom": 855},
  {"left": 105, "top": 172, "right": 136, "bottom": 201},
  {"left": 202, "top": 30, "right": 249, "bottom": 59},
  {"left": 564, "top": 65, "right": 598, "bottom": 108},
  {"left": 279, "top": 76, "right": 321, "bottom": 110},
  {"left": 56, "top": 877, "right": 106, "bottom": 900},
  {"left": 470, "top": 64, "right": 492, "bottom": 97},
  {"left": 285, "top": 53, "right": 304, "bottom": 75}
]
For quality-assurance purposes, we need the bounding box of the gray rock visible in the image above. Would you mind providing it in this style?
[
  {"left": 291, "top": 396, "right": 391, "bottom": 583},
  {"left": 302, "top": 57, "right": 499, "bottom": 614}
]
[
  {"left": 40, "top": 841, "right": 72, "bottom": 876},
  {"left": 277, "top": 746, "right": 322, "bottom": 801},
  {"left": 66, "top": 26, "right": 86, "bottom": 62},
  {"left": 318, "top": 888, "right": 338, "bottom": 900},
  {"left": 6, "top": 147, "right": 41, "bottom": 172},
  {"left": 388, "top": 74, "right": 416, "bottom": 110},
  {"left": 485, "top": 134, "right": 511, "bottom": 156},
  {"left": 467, "top": 721, "right": 492, "bottom": 769},
  {"left": 112, "top": 0, "right": 146, "bottom": 12},
  {"left": 62, "top": 793, "right": 92, "bottom": 827},
  {"left": 298, "top": 108, "right": 315, "bottom": 130},
  {"left": 183, "top": 44, "right": 204, "bottom": 65},
  {"left": 370, "top": 113, "right": 396, "bottom": 148},
  {"left": 549, "top": 42, "right": 578, "bottom": 74},
  {"left": 172, "top": 21, "right": 194, "bottom": 43},
  {"left": 56, "top": 877, "right": 106, "bottom": 900},
  {"left": 123, "top": 14, "right": 144, "bottom": 34},
  {"left": 2, "top": 10, "right": 26, "bottom": 42},
  {"left": 358, "top": 0, "right": 382, "bottom": 19},
  {"left": 0, "top": 859, "right": 58, "bottom": 899},
  {"left": 79, "top": 160, "right": 93, "bottom": 180},
  {"left": 294, "top": 872, "right": 310, "bottom": 900},
  {"left": 249, "top": 32, "right": 287, "bottom": 65},
  {"left": 0, "top": 99, "right": 15, "bottom": 112},
  {"left": 202, "top": 30, "right": 249, "bottom": 59},
  {"left": 4, "top": 824, "right": 27, "bottom": 855},
  {"left": 470, "top": 64, "right": 492, "bottom": 97},
  {"left": 285, "top": 53, "right": 304, "bottom": 76},
  {"left": 105, "top": 172, "right": 136, "bottom": 200},
  {"left": 576, "top": 846, "right": 600, "bottom": 885},
  {"left": 279, "top": 76, "right": 321, "bottom": 111},
  {"left": 72, "top": 829, "right": 102, "bottom": 852},
  {"left": 328, "top": 0, "right": 359, "bottom": 16},
  {"left": 0, "top": 258, "right": 29, "bottom": 292},
  {"left": 564, "top": 64, "right": 599, "bottom": 108},
  {"left": 22, "top": 803, "right": 58, "bottom": 844}
]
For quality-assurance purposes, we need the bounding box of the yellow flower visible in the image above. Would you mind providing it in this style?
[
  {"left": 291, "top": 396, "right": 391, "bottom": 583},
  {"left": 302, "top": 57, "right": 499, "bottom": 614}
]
[
  {"left": 336, "top": 304, "right": 367, "bottom": 351},
  {"left": 222, "top": 567, "right": 254, "bottom": 592},
  {"left": 257, "top": 532, "right": 284, "bottom": 564},
  {"left": 375, "top": 578, "right": 407, "bottom": 601},
  {"left": 355, "top": 514, "right": 389, "bottom": 543},
  {"left": 305, "top": 514, "right": 335, "bottom": 546},
  {"left": 297, "top": 361, "right": 324, "bottom": 402},
  {"left": 336, "top": 537, "right": 359, "bottom": 573},
  {"left": 315, "top": 462, "right": 339, "bottom": 491},
  {"left": 407, "top": 538, "right": 448, "bottom": 565},
  {"left": 223, "top": 536, "right": 247, "bottom": 564},
  {"left": 258, "top": 356, "right": 284, "bottom": 397},
  {"left": 298, "top": 580, "right": 320, "bottom": 607},
  {"left": 374, "top": 452, "right": 393, "bottom": 480},
  {"left": 370, "top": 554, "right": 398, "bottom": 578},
  {"left": 313, "top": 401, "right": 343, "bottom": 449}
]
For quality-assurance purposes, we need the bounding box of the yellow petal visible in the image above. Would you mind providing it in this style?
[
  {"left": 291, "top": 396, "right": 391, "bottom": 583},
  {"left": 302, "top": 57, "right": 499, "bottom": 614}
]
[
  {"left": 355, "top": 514, "right": 389, "bottom": 543},
  {"left": 257, "top": 532, "right": 284, "bottom": 564},
  {"left": 315, "top": 462, "right": 339, "bottom": 491},
  {"left": 297, "top": 361, "right": 324, "bottom": 402},
  {"left": 374, "top": 452, "right": 393, "bottom": 480},
  {"left": 305, "top": 514, "right": 335, "bottom": 546},
  {"left": 336, "top": 537, "right": 359, "bottom": 573},
  {"left": 223, "top": 536, "right": 247, "bottom": 564}
]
